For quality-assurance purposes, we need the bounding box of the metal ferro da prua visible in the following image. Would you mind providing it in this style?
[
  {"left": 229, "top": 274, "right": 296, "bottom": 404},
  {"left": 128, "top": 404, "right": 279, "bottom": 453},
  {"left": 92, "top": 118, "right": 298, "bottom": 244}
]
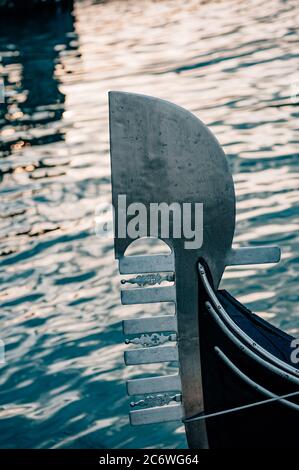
[{"left": 108, "top": 92, "right": 282, "bottom": 449}]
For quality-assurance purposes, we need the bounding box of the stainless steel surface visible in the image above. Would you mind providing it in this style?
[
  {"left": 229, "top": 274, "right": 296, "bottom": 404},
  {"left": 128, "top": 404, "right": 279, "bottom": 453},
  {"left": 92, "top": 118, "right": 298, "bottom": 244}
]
[
  {"left": 226, "top": 246, "right": 281, "bottom": 266},
  {"left": 130, "top": 404, "right": 184, "bottom": 426},
  {"left": 110, "top": 91, "right": 237, "bottom": 448},
  {"left": 215, "top": 347, "right": 299, "bottom": 411},
  {"left": 124, "top": 345, "right": 179, "bottom": 365},
  {"left": 127, "top": 374, "right": 182, "bottom": 396},
  {"left": 109, "top": 91, "right": 236, "bottom": 289},
  {"left": 121, "top": 286, "right": 176, "bottom": 305},
  {"left": 121, "top": 273, "right": 174, "bottom": 287},
  {"left": 130, "top": 393, "right": 182, "bottom": 408},
  {"left": 119, "top": 254, "right": 175, "bottom": 274},
  {"left": 125, "top": 333, "right": 177, "bottom": 347},
  {"left": 199, "top": 262, "right": 299, "bottom": 378},
  {"left": 206, "top": 302, "right": 299, "bottom": 385},
  {"left": 123, "top": 316, "right": 177, "bottom": 335}
]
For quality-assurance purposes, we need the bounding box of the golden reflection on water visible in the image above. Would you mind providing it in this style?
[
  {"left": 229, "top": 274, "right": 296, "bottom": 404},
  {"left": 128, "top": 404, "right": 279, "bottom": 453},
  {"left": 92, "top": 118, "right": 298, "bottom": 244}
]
[{"left": 0, "top": 0, "right": 298, "bottom": 449}]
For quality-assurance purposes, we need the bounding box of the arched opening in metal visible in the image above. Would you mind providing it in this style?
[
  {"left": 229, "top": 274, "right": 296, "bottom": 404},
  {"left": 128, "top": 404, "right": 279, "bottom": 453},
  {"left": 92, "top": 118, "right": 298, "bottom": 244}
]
[{"left": 124, "top": 237, "right": 172, "bottom": 257}]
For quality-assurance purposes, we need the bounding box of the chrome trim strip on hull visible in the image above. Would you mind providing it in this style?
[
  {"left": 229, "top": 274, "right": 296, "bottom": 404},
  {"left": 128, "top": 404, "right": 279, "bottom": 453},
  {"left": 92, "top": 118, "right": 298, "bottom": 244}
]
[
  {"left": 198, "top": 262, "right": 299, "bottom": 379},
  {"left": 215, "top": 347, "right": 299, "bottom": 412},
  {"left": 206, "top": 302, "right": 299, "bottom": 386}
]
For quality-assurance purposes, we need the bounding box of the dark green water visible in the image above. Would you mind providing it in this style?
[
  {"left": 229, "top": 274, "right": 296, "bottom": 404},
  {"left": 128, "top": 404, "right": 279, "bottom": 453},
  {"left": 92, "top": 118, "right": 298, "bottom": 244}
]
[{"left": 0, "top": 0, "right": 298, "bottom": 449}]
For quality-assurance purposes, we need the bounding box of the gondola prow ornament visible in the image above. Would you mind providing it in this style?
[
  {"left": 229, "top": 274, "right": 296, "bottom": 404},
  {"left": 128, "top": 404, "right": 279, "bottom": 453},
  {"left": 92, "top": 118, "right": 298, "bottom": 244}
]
[{"left": 109, "top": 92, "right": 298, "bottom": 449}]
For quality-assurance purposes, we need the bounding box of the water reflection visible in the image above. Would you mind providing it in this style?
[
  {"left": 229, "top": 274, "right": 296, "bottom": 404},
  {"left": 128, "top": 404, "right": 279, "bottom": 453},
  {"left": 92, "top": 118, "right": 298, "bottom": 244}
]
[
  {"left": 0, "top": 2, "right": 76, "bottom": 157},
  {"left": 0, "top": 0, "right": 298, "bottom": 450}
]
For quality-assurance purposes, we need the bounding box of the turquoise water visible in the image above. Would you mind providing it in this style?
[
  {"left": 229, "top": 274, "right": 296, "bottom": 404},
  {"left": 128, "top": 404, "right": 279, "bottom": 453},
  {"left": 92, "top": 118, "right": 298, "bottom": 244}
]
[{"left": 0, "top": 0, "right": 298, "bottom": 449}]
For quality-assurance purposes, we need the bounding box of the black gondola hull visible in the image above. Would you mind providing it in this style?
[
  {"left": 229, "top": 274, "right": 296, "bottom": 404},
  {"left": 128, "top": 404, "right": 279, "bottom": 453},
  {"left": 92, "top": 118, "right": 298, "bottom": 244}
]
[{"left": 199, "top": 290, "right": 299, "bottom": 448}]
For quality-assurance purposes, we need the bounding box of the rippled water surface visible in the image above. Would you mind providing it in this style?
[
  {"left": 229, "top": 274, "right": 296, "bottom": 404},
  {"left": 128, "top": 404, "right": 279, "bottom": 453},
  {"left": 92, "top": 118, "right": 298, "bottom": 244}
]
[{"left": 0, "top": 0, "right": 298, "bottom": 449}]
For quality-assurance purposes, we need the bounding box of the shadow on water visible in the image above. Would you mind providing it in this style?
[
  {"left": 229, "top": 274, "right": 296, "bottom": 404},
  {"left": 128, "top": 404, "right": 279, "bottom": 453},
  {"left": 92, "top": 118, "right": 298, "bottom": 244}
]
[
  {"left": 0, "top": 0, "right": 74, "bottom": 14},
  {"left": 0, "top": 1, "right": 76, "bottom": 157}
]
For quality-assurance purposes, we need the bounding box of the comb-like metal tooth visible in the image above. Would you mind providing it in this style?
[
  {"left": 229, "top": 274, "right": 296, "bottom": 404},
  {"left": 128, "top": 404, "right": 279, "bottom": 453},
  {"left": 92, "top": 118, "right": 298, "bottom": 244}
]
[
  {"left": 121, "top": 286, "right": 176, "bottom": 305},
  {"left": 121, "top": 273, "right": 174, "bottom": 287},
  {"left": 130, "top": 393, "right": 181, "bottom": 408},
  {"left": 130, "top": 404, "right": 183, "bottom": 425},
  {"left": 226, "top": 246, "right": 281, "bottom": 266},
  {"left": 125, "top": 333, "right": 177, "bottom": 347},
  {"left": 124, "top": 345, "right": 178, "bottom": 365},
  {"left": 127, "top": 374, "right": 182, "bottom": 396},
  {"left": 119, "top": 254, "right": 174, "bottom": 274},
  {"left": 123, "top": 315, "right": 177, "bottom": 335}
]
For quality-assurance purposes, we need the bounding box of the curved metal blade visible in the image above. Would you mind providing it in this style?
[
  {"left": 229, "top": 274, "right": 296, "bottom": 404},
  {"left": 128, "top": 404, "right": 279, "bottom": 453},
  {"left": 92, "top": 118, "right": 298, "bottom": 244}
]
[
  {"left": 109, "top": 91, "right": 235, "bottom": 449},
  {"left": 109, "top": 91, "right": 235, "bottom": 288}
]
